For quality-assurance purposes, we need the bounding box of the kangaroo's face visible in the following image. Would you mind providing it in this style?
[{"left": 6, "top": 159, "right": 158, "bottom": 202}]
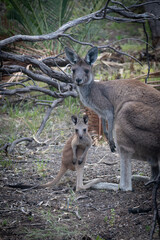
[
  {"left": 72, "top": 61, "right": 92, "bottom": 86},
  {"left": 74, "top": 121, "right": 88, "bottom": 140},
  {"left": 65, "top": 47, "right": 98, "bottom": 86},
  {"left": 71, "top": 115, "right": 89, "bottom": 140}
]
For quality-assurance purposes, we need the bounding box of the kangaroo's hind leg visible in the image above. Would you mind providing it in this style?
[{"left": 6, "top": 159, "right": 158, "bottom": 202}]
[
  {"left": 119, "top": 150, "right": 132, "bottom": 191},
  {"left": 75, "top": 163, "right": 101, "bottom": 191}
]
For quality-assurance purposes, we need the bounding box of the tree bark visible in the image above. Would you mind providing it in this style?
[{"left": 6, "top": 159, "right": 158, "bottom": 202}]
[{"left": 144, "top": 0, "right": 160, "bottom": 48}]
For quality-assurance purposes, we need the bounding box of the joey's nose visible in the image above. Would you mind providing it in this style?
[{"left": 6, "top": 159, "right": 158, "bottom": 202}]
[
  {"left": 76, "top": 78, "right": 82, "bottom": 85},
  {"left": 79, "top": 136, "right": 83, "bottom": 140}
]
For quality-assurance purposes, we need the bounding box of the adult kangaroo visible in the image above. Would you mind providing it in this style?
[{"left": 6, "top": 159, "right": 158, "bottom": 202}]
[{"left": 65, "top": 47, "right": 160, "bottom": 191}]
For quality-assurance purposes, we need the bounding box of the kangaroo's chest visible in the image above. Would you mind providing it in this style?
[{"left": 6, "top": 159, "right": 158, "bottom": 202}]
[
  {"left": 77, "top": 137, "right": 91, "bottom": 148},
  {"left": 77, "top": 86, "right": 106, "bottom": 118},
  {"left": 78, "top": 89, "right": 91, "bottom": 108}
]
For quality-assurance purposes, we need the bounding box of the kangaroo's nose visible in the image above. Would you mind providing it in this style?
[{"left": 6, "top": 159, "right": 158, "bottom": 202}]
[
  {"left": 76, "top": 78, "right": 82, "bottom": 85},
  {"left": 79, "top": 136, "right": 83, "bottom": 140}
]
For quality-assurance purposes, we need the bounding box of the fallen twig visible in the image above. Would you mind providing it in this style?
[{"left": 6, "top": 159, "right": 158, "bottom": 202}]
[
  {"left": 128, "top": 207, "right": 152, "bottom": 214},
  {"left": 8, "top": 137, "right": 33, "bottom": 154}
]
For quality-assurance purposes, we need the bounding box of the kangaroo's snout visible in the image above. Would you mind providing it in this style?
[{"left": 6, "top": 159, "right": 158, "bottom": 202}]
[
  {"left": 76, "top": 78, "right": 83, "bottom": 86},
  {"left": 76, "top": 129, "right": 83, "bottom": 140}
]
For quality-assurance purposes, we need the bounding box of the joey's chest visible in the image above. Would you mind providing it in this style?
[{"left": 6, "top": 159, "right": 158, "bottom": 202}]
[
  {"left": 77, "top": 143, "right": 86, "bottom": 151},
  {"left": 78, "top": 137, "right": 90, "bottom": 147},
  {"left": 72, "top": 134, "right": 91, "bottom": 148}
]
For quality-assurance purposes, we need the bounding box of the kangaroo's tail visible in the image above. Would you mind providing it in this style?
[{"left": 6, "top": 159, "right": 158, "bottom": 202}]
[
  {"left": 6, "top": 165, "right": 67, "bottom": 190},
  {"left": 38, "top": 166, "right": 67, "bottom": 188}
]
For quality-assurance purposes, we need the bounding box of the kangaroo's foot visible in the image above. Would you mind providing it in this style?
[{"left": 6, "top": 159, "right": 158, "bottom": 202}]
[
  {"left": 109, "top": 140, "right": 116, "bottom": 153},
  {"left": 72, "top": 158, "right": 77, "bottom": 165},
  {"left": 78, "top": 157, "right": 84, "bottom": 165}
]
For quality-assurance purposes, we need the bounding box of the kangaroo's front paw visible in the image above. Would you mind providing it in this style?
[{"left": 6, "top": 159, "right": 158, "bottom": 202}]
[
  {"left": 72, "top": 158, "right": 77, "bottom": 165},
  {"left": 109, "top": 140, "right": 116, "bottom": 153},
  {"left": 78, "top": 157, "right": 84, "bottom": 165}
]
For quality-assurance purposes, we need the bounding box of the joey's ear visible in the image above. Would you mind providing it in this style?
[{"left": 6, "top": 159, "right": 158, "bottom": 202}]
[
  {"left": 65, "top": 47, "right": 80, "bottom": 64},
  {"left": 83, "top": 114, "right": 88, "bottom": 124},
  {"left": 71, "top": 115, "right": 78, "bottom": 125},
  {"left": 85, "top": 47, "right": 98, "bottom": 65}
]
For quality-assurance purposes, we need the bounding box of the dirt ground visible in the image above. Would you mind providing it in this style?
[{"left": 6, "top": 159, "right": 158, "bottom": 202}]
[{"left": 0, "top": 133, "right": 160, "bottom": 240}]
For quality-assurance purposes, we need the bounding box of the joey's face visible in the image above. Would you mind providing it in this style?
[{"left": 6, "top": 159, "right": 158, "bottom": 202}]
[
  {"left": 71, "top": 115, "right": 89, "bottom": 140},
  {"left": 72, "top": 61, "right": 92, "bottom": 86},
  {"left": 74, "top": 122, "right": 88, "bottom": 140}
]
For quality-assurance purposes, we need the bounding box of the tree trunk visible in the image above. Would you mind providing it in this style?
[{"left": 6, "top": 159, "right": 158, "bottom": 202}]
[{"left": 144, "top": 1, "right": 160, "bottom": 48}]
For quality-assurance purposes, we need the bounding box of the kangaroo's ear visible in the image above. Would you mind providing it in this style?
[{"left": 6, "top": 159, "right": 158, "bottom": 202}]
[
  {"left": 83, "top": 114, "right": 88, "bottom": 124},
  {"left": 85, "top": 47, "right": 98, "bottom": 65},
  {"left": 65, "top": 47, "right": 80, "bottom": 64},
  {"left": 71, "top": 115, "right": 78, "bottom": 125}
]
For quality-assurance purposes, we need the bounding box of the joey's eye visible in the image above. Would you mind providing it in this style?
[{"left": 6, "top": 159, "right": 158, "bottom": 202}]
[
  {"left": 84, "top": 69, "right": 89, "bottom": 74},
  {"left": 75, "top": 129, "right": 78, "bottom": 133},
  {"left": 83, "top": 129, "right": 86, "bottom": 133}
]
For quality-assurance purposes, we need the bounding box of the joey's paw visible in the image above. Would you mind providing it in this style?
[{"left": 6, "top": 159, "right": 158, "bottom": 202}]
[
  {"left": 109, "top": 140, "right": 116, "bottom": 153},
  {"left": 78, "top": 158, "right": 84, "bottom": 165},
  {"left": 72, "top": 158, "right": 77, "bottom": 165}
]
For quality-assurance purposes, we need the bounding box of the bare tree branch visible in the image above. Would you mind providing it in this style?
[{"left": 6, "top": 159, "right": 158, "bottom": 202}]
[
  {"left": 111, "top": 0, "right": 130, "bottom": 11},
  {"left": 128, "top": 1, "right": 160, "bottom": 9},
  {"left": 106, "top": 46, "right": 143, "bottom": 65},
  {"left": 106, "top": 37, "right": 154, "bottom": 49},
  {"left": 103, "top": 0, "right": 111, "bottom": 18},
  {"left": 143, "top": 22, "right": 150, "bottom": 83},
  {"left": 0, "top": 51, "right": 72, "bottom": 84},
  {"left": 0, "top": 9, "right": 102, "bottom": 48},
  {"left": 8, "top": 138, "right": 33, "bottom": 154},
  {"left": 36, "top": 98, "right": 64, "bottom": 137},
  {"left": 0, "top": 1, "right": 159, "bottom": 48},
  {"left": 61, "top": 34, "right": 143, "bottom": 65},
  {"left": 0, "top": 83, "right": 77, "bottom": 98},
  {"left": 42, "top": 55, "right": 69, "bottom": 67},
  {"left": 0, "top": 65, "right": 72, "bottom": 90}
]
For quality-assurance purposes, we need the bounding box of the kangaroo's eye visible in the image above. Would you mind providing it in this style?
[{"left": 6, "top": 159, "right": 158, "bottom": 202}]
[
  {"left": 84, "top": 69, "right": 89, "bottom": 74},
  {"left": 75, "top": 129, "right": 78, "bottom": 133},
  {"left": 83, "top": 129, "right": 86, "bottom": 133}
]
